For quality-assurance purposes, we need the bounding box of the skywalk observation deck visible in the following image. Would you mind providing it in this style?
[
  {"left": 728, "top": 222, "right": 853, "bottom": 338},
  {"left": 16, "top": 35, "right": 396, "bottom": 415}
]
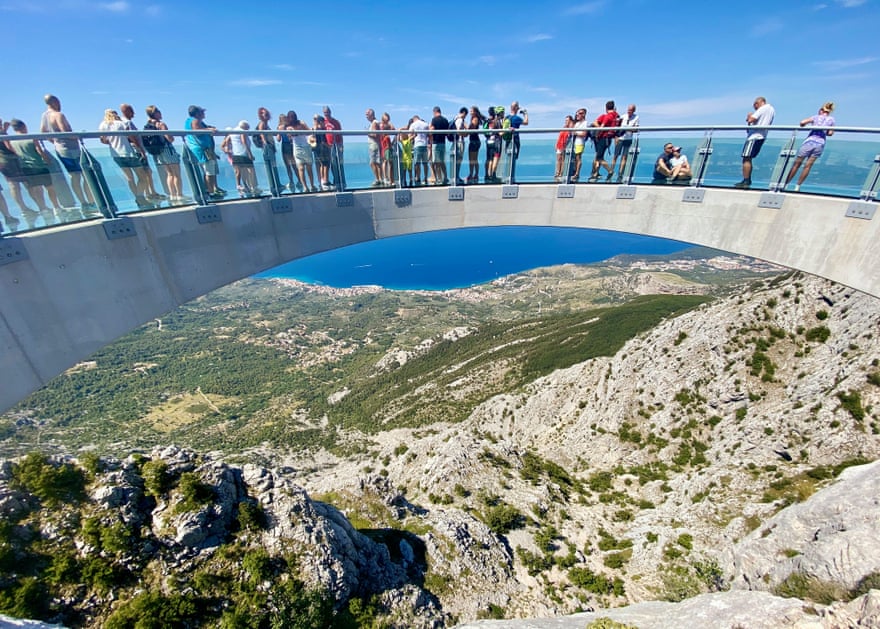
[{"left": 1, "top": 124, "right": 878, "bottom": 412}]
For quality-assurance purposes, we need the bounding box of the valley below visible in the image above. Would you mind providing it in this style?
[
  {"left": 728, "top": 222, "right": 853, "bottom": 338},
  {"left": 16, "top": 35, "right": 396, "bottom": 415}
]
[{"left": 2, "top": 249, "right": 880, "bottom": 628}]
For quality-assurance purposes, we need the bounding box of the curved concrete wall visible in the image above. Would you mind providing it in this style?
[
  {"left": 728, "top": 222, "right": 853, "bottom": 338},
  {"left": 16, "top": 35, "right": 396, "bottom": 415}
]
[{"left": 0, "top": 184, "right": 876, "bottom": 412}]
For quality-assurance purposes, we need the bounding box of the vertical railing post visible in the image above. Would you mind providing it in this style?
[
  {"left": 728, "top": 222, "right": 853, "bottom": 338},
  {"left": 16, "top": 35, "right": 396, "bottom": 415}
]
[
  {"left": 859, "top": 155, "right": 880, "bottom": 201},
  {"left": 563, "top": 132, "right": 575, "bottom": 184},
  {"left": 620, "top": 136, "right": 640, "bottom": 185},
  {"left": 690, "top": 132, "right": 714, "bottom": 189},
  {"left": 330, "top": 141, "right": 344, "bottom": 191},
  {"left": 505, "top": 130, "right": 518, "bottom": 184},
  {"left": 80, "top": 143, "right": 118, "bottom": 219},
  {"left": 769, "top": 132, "right": 798, "bottom": 192},
  {"left": 395, "top": 133, "right": 403, "bottom": 189},
  {"left": 181, "top": 145, "right": 209, "bottom": 206},
  {"left": 453, "top": 134, "right": 458, "bottom": 187},
  {"left": 260, "top": 140, "right": 282, "bottom": 198}
]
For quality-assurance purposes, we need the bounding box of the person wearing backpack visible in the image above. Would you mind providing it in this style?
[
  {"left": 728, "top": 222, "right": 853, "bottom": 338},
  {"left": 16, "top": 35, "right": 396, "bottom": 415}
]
[
  {"left": 121, "top": 103, "right": 165, "bottom": 201},
  {"left": 144, "top": 105, "right": 184, "bottom": 203},
  {"left": 589, "top": 100, "right": 621, "bottom": 182}
]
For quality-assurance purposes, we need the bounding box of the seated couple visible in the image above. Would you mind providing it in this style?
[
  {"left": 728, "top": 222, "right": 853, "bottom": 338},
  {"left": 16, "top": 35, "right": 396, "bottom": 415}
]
[{"left": 653, "top": 143, "right": 691, "bottom": 183}]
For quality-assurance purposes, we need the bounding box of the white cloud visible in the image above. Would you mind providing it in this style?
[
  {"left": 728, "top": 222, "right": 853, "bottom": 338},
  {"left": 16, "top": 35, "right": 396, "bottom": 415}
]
[
  {"left": 525, "top": 33, "right": 553, "bottom": 43},
  {"left": 0, "top": 1, "right": 47, "bottom": 12},
  {"left": 479, "top": 55, "right": 497, "bottom": 66},
  {"left": 813, "top": 56, "right": 878, "bottom": 71},
  {"left": 228, "top": 79, "right": 283, "bottom": 87},
  {"left": 100, "top": 1, "right": 129, "bottom": 12},
  {"left": 750, "top": 18, "right": 784, "bottom": 37},
  {"left": 640, "top": 94, "right": 749, "bottom": 119},
  {"left": 272, "top": 64, "right": 295, "bottom": 71},
  {"left": 144, "top": 4, "right": 161, "bottom": 16},
  {"left": 563, "top": 2, "right": 604, "bottom": 15},
  {"left": 836, "top": 0, "right": 866, "bottom": 6}
]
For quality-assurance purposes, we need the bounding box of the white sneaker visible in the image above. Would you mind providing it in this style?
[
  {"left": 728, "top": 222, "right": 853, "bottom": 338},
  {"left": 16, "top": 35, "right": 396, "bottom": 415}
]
[{"left": 793, "top": 185, "right": 800, "bottom": 192}]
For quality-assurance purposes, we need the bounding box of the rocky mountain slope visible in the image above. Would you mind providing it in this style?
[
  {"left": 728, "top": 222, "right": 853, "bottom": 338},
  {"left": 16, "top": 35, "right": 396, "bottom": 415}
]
[
  {"left": 277, "top": 272, "right": 880, "bottom": 623},
  {"left": 2, "top": 261, "right": 880, "bottom": 627}
]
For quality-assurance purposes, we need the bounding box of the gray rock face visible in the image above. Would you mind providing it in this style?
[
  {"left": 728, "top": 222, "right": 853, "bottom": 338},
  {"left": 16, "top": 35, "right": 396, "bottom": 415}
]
[
  {"left": 724, "top": 459, "right": 880, "bottom": 592},
  {"left": 241, "top": 464, "right": 409, "bottom": 601},
  {"left": 455, "top": 589, "right": 880, "bottom": 628}
]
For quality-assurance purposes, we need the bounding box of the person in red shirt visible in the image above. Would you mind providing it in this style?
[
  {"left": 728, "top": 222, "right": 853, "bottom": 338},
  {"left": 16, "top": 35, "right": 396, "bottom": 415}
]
[
  {"left": 554, "top": 115, "right": 574, "bottom": 182},
  {"left": 322, "top": 106, "right": 345, "bottom": 190},
  {"left": 590, "top": 100, "right": 621, "bottom": 182}
]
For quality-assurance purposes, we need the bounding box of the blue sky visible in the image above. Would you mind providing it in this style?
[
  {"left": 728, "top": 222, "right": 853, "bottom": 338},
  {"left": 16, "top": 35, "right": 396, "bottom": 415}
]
[{"left": 4, "top": 0, "right": 879, "bottom": 135}]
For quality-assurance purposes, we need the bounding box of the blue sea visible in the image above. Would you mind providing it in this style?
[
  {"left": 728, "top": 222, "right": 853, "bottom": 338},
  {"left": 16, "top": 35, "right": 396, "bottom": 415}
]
[
  {"left": 70, "top": 133, "right": 878, "bottom": 291},
  {"left": 255, "top": 227, "right": 689, "bottom": 290}
]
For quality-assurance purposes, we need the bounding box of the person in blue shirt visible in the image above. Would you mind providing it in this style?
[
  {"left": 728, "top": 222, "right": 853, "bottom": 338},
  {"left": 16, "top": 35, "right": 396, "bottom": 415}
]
[
  {"left": 184, "top": 105, "right": 225, "bottom": 198},
  {"left": 504, "top": 102, "right": 528, "bottom": 183}
]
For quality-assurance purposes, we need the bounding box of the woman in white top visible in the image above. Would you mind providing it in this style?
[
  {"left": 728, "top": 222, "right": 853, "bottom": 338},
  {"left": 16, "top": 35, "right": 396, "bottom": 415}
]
[
  {"left": 670, "top": 146, "right": 691, "bottom": 181},
  {"left": 221, "top": 120, "right": 258, "bottom": 195},
  {"left": 287, "top": 111, "right": 316, "bottom": 193},
  {"left": 99, "top": 109, "right": 149, "bottom": 205}
]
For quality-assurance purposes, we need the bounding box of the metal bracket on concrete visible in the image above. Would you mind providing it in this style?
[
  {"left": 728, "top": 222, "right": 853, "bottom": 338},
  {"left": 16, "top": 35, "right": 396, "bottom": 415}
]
[
  {"left": 556, "top": 184, "right": 575, "bottom": 199},
  {"left": 758, "top": 193, "right": 785, "bottom": 210},
  {"left": 846, "top": 201, "right": 877, "bottom": 220},
  {"left": 102, "top": 217, "right": 137, "bottom": 240},
  {"left": 196, "top": 206, "right": 222, "bottom": 224},
  {"left": 501, "top": 185, "right": 519, "bottom": 199},
  {"left": 394, "top": 190, "right": 412, "bottom": 207},
  {"left": 682, "top": 188, "right": 705, "bottom": 204},
  {"left": 448, "top": 187, "right": 465, "bottom": 201},
  {"left": 0, "top": 238, "right": 28, "bottom": 267},
  {"left": 271, "top": 197, "right": 293, "bottom": 214},
  {"left": 336, "top": 192, "right": 355, "bottom": 208},
  {"left": 616, "top": 185, "right": 636, "bottom": 200}
]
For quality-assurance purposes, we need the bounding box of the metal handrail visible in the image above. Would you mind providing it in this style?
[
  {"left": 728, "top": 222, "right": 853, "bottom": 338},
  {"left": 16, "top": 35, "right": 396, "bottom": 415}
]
[{"left": 3, "top": 124, "right": 879, "bottom": 143}]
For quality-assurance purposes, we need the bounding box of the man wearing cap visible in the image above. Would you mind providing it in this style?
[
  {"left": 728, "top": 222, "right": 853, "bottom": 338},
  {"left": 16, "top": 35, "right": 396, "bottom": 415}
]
[{"left": 184, "top": 105, "right": 224, "bottom": 198}]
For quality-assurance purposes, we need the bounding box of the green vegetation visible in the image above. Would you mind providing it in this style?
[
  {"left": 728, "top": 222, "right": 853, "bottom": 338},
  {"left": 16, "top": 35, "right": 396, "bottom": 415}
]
[
  {"left": 10, "top": 452, "right": 87, "bottom": 506},
  {"left": 585, "top": 618, "right": 637, "bottom": 629},
  {"left": 568, "top": 567, "right": 625, "bottom": 597},
  {"left": 660, "top": 557, "right": 725, "bottom": 602},
  {"left": 804, "top": 326, "right": 831, "bottom": 343},
  {"left": 483, "top": 503, "right": 525, "bottom": 535},
  {"left": 3, "top": 285, "right": 710, "bottom": 458},
  {"left": 519, "top": 451, "right": 582, "bottom": 498},
  {"left": 176, "top": 472, "right": 215, "bottom": 513},
  {"left": 0, "top": 454, "right": 389, "bottom": 627},
  {"left": 837, "top": 390, "right": 865, "bottom": 422},
  {"left": 773, "top": 572, "right": 847, "bottom": 605}
]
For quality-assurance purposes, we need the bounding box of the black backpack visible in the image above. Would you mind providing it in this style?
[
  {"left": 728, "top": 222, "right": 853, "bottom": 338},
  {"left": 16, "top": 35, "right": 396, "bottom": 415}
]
[{"left": 142, "top": 120, "right": 166, "bottom": 155}]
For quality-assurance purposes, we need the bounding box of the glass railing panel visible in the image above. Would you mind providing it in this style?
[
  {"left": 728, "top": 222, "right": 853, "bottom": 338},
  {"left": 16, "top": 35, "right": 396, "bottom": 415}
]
[{"left": 2, "top": 125, "right": 879, "bottom": 239}]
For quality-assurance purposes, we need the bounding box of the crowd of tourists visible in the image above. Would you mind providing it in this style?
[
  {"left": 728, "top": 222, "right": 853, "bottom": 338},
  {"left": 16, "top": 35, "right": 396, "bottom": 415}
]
[{"left": 0, "top": 94, "right": 838, "bottom": 233}]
